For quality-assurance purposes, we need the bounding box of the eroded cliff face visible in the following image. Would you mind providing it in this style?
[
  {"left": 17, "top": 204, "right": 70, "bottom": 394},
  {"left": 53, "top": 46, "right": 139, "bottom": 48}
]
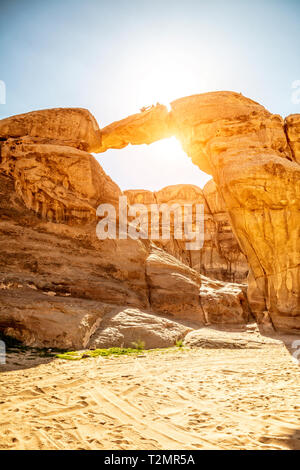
[
  {"left": 202, "top": 180, "right": 248, "bottom": 282},
  {"left": 1, "top": 93, "right": 299, "bottom": 340},
  {"left": 0, "top": 137, "right": 121, "bottom": 223},
  {"left": 285, "top": 114, "right": 300, "bottom": 164},
  {"left": 171, "top": 93, "right": 300, "bottom": 333},
  {"left": 97, "top": 92, "right": 300, "bottom": 333},
  {"left": 124, "top": 181, "right": 248, "bottom": 282},
  {"left": 0, "top": 107, "right": 250, "bottom": 348}
]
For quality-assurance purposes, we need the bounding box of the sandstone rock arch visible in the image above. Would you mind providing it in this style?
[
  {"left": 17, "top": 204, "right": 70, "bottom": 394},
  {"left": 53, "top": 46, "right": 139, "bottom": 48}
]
[
  {"left": 0, "top": 92, "right": 299, "bottom": 337},
  {"left": 95, "top": 91, "right": 300, "bottom": 333}
]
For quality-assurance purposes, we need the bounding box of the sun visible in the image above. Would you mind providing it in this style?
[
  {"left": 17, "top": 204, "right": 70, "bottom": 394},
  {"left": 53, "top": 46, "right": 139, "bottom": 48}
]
[
  {"left": 98, "top": 45, "right": 213, "bottom": 190},
  {"left": 124, "top": 46, "right": 205, "bottom": 110}
]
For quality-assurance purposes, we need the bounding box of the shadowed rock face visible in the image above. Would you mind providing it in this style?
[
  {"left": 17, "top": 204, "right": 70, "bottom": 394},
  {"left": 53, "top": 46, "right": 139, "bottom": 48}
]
[
  {"left": 97, "top": 91, "right": 300, "bottom": 333},
  {"left": 1, "top": 137, "right": 121, "bottom": 223},
  {"left": 124, "top": 181, "right": 248, "bottom": 283}
]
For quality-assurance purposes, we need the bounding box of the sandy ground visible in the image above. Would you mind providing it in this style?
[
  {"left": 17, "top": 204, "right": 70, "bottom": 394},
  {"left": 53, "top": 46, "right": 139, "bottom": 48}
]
[{"left": 0, "top": 333, "right": 300, "bottom": 450}]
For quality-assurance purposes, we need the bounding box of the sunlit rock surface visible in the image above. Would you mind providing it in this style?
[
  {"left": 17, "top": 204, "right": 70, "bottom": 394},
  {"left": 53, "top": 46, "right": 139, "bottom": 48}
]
[
  {"left": 285, "top": 114, "right": 300, "bottom": 164},
  {"left": 0, "top": 108, "right": 101, "bottom": 152},
  {"left": 98, "top": 104, "right": 172, "bottom": 152},
  {"left": 99, "top": 91, "right": 300, "bottom": 333},
  {"left": 1, "top": 92, "right": 299, "bottom": 343},
  {"left": 88, "top": 307, "right": 193, "bottom": 349},
  {"left": 0, "top": 170, "right": 249, "bottom": 348}
]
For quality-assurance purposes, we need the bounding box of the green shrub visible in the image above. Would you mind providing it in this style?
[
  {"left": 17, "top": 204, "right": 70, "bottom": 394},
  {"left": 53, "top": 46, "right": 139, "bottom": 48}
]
[
  {"left": 56, "top": 347, "right": 144, "bottom": 361},
  {"left": 131, "top": 339, "right": 145, "bottom": 350}
]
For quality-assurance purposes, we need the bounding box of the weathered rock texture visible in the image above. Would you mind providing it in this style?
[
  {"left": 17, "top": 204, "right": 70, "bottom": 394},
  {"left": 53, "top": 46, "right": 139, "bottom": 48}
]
[
  {"left": 98, "top": 92, "right": 300, "bottom": 333},
  {"left": 183, "top": 326, "right": 282, "bottom": 349},
  {"left": 99, "top": 104, "right": 171, "bottom": 151},
  {"left": 1, "top": 137, "right": 121, "bottom": 223},
  {"left": 285, "top": 114, "right": 300, "bottom": 164},
  {"left": 0, "top": 126, "right": 250, "bottom": 348},
  {"left": 0, "top": 168, "right": 203, "bottom": 348},
  {"left": 0, "top": 108, "right": 101, "bottom": 152},
  {"left": 88, "top": 307, "right": 192, "bottom": 349},
  {"left": 125, "top": 181, "right": 248, "bottom": 282},
  {"left": 1, "top": 93, "right": 299, "bottom": 344}
]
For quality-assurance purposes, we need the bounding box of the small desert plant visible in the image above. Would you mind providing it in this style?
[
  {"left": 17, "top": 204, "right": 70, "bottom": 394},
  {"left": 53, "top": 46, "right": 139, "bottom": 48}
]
[
  {"left": 56, "top": 347, "right": 144, "bottom": 361},
  {"left": 175, "top": 339, "right": 184, "bottom": 348},
  {"left": 131, "top": 339, "right": 145, "bottom": 350}
]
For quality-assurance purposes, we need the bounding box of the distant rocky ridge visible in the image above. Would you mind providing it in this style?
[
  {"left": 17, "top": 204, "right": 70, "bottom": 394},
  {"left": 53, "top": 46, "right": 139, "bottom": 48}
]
[
  {"left": 0, "top": 92, "right": 299, "bottom": 349},
  {"left": 124, "top": 181, "right": 248, "bottom": 283}
]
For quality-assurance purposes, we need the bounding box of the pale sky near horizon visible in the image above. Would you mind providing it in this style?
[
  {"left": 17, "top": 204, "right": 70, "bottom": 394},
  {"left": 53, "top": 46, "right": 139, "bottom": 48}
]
[{"left": 1, "top": 0, "right": 300, "bottom": 190}]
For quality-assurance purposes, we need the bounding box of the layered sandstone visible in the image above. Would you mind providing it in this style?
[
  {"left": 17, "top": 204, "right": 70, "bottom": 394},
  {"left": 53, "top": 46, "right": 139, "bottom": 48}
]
[
  {"left": 1, "top": 93, "right": 299, "bottom": 343},
  {"left": 0, "top": 108, "right": 101, "bottom": 152},
  {"left": 98, "top": 91, "right": 300, "bottom": 333},
  {"left": 285, "top": 114, "right": 300, "bottom": 164},
  {"left": 99, "top": 104, "right": 171, "bottom": 151},
  {"left": 0, "top": 152, "right": 249, "bottom": 348},
  {"left": 0, "top": 137, "right": 121, "bottom": 223},
  {"left": 171, "top": 93, "right": 300, "bottom": 333},
  {"left": 125, "top": 181, "right": 248, "bottom": 282}
]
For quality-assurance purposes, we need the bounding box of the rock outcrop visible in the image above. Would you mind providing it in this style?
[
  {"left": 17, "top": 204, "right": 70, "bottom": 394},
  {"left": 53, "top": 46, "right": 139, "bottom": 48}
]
[
  {"left": 99, "top": 104, "right": 171, "bottom": 151},
  {"left": 98, "top": 92, "right": 300, "bottom": 334},
  {"left": 88, "top": 307, "right": 192, "bottom": 349},
  {"left": 0, "top": 108, "right": 101, "bottom": 152},
  {"left": 0, "top": 131, "right": 250, "bottom": 348},
  {"left": 1, "top": 137, "right": 121, "bottom": 223},
  {"left": 1, "top": 90, "right": 299, "bottom": 347},
  {"left": 183, "top": 326, "right": 282, "bottom": 349},
  {"left": 125, "top": 181, "right": 248, "bottom": 282},
  {"left": 285, "top": 114, "right": 300, "bottom": 164}
]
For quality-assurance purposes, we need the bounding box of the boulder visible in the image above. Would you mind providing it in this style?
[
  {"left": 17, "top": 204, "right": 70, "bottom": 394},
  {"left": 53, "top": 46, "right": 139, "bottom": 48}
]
[{"left": 88, "top": 307, "right": 192, "bottom": 349}]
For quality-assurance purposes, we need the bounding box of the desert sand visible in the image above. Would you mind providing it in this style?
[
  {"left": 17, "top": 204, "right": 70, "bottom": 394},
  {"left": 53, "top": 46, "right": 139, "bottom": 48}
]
[{"left": 0, "top": 330, "right": 299, "bottom": 450}]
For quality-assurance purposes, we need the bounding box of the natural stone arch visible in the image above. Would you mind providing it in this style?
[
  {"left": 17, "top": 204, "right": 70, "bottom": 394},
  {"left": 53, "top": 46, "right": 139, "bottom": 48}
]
[{"left": 95, "top": 91, "right": 300, "bottom": 333}]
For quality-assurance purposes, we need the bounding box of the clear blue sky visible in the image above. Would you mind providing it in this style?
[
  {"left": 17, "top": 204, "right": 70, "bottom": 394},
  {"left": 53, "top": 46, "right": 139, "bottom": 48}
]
[{"left": 1, "top": 0, "right": 299, "bottom": 190}]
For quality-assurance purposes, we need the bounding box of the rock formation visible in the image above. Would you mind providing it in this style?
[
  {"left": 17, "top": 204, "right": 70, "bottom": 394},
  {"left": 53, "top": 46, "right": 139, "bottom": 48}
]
[
  {"left": 88, "top": 307, "right": 192, "bottom": 349},
  {"left": 0, "top": 90, "right": 299, "bottom": 347},
  {"left": 0, "top": 108, "right": 101, "bottom": 152},
  {"left": 125, "top": 181, "right": 248, "bottom": 282},
  {"left": 0, "top": 170, "right": 249, "bottom": 348},
  {"left": 0, "top": 107, "right": 251, "bottom": 348},
  {"left": 1, "top": 137, "right": 121, "bottom": 223},
  {"left": 285, "top": 114, "right": 300, "bottom": 164},
  {"left": 97, "top": 92, "right": 300, "bottom": 334}
]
